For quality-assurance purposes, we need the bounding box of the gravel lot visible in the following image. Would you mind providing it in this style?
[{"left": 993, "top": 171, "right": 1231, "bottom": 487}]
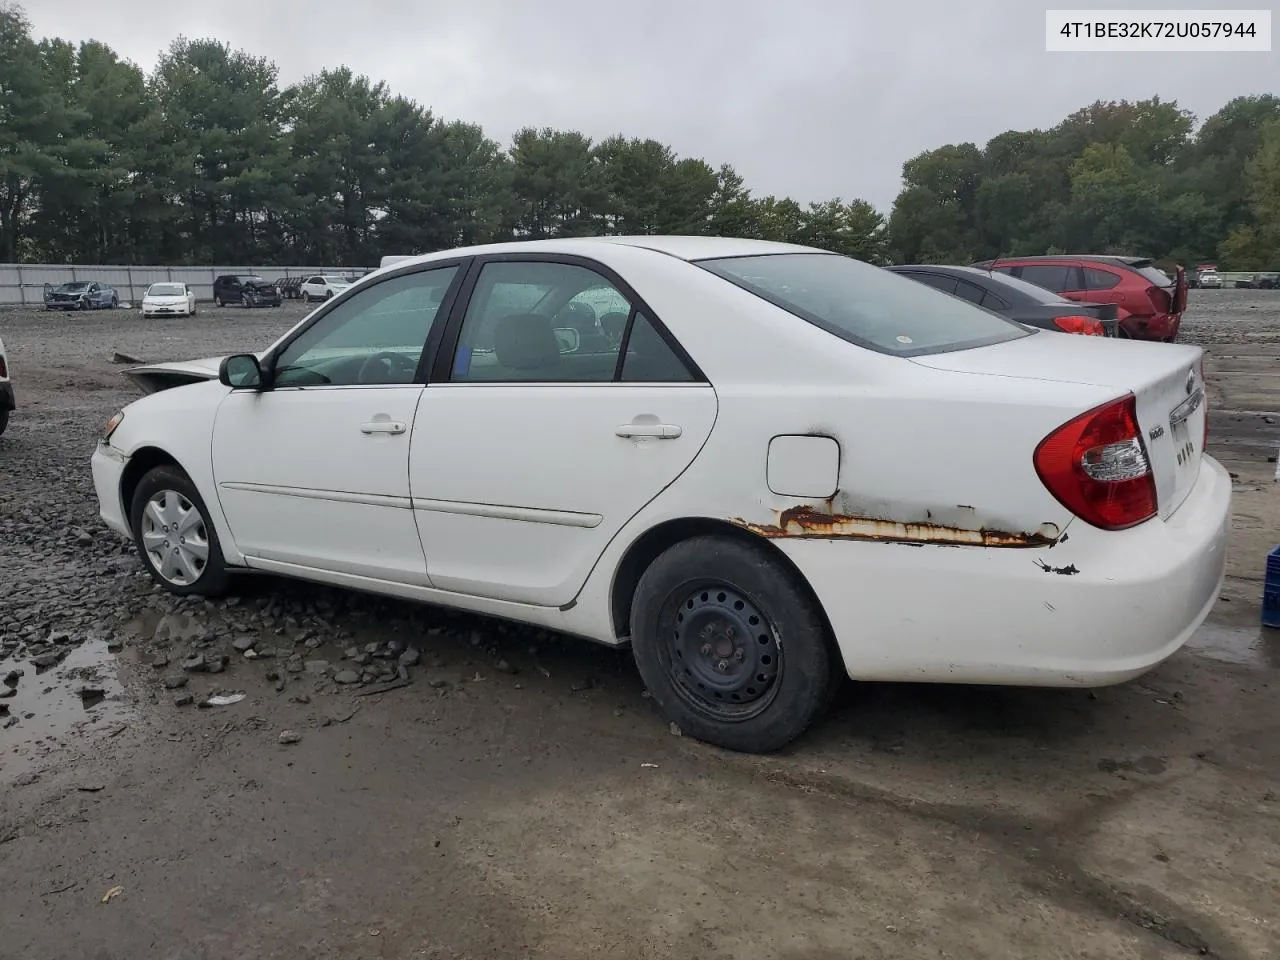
[{"left": 1, "top": 292, "right": 1278, "bottom": 960}]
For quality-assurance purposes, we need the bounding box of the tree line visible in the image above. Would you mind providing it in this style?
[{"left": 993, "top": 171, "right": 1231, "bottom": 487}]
[{"left": 1, "top": 4, "right": 1277, "bottom": 269}]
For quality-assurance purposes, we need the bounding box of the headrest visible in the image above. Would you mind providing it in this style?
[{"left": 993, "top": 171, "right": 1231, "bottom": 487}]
[{"left": 493, "top": 313, "right": 561, "bottom": 371}]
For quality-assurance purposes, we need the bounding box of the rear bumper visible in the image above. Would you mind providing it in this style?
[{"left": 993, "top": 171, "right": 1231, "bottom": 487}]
[
  {"left": 1122, "top": 312, "right": 1180, "bottom": 340},
  {"left": 774, "top": 455, "right": 1232, "bottom": 687},
  {"left": 91, "top": 442, "right": 131, "bottom": 539}
]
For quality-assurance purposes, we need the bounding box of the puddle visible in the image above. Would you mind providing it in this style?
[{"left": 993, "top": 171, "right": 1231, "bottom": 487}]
[
  {"left": 0, "top": 638, "right": 131, "bottom": 783},
  {"left": 1186, "top": 621, "right": 1280, "bottom": 669}
]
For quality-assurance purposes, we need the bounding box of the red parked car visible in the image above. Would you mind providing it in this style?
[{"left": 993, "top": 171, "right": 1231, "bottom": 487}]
[{"left": 970, "top": 256, "right": 1188, "bottom": 342}]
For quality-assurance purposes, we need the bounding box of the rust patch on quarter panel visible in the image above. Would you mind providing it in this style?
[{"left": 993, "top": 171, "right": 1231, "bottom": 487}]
[{"left": 731, "top": 504, "right": 1060, "bottom": 548}]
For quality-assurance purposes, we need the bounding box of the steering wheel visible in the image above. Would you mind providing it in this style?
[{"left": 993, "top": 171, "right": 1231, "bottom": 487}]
[{"left": 357, "top": 351, "right": 418, "bottom": 384}]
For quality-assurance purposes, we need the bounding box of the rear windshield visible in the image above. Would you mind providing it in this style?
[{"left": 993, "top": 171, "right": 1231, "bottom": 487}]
[
  {"left": 698, "top": 253, "right": 1030, "bottom": 357},
  {"left": 147, "top": 283, "right": 184, "bottom": 296},
  {"left": 1132, "top": 263, "right": 1172, "bottom": 287}
]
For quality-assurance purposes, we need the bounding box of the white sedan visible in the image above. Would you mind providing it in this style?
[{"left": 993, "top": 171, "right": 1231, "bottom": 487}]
[
  {"left": 90, "top": 237, "right": 1231, "bottom": 752},
  {"left": 298, "top": 275, "right": 352, "bottom": 303},
  {"left": 141, "top": 282, "right": 197, "bottom": 318}
]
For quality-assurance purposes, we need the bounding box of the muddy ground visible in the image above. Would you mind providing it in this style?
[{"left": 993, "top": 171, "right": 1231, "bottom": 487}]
[{"left": 1, "top": 292, "right": 1278, "bottom": 960}]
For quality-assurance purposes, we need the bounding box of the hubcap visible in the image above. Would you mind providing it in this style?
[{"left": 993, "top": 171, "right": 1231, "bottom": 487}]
[
  {"left": 139, "top": 489, "right": 210, "bottom": 586},
  {"left": 667, "top": 585, "right": 781, "bottom": 721}
]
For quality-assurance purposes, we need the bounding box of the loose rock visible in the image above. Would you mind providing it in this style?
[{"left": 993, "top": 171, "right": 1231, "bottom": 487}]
[{"left": 278, "top": 730, "right": 302, "bottom": 744}]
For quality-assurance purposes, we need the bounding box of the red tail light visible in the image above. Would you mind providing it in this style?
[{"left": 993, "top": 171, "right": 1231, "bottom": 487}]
[
  {"left": 1053, "top": 315, "right": 1105, "bottom": 336},
  {"left": 1034, "top": 394, "right": 1158, "bottom": 530}
]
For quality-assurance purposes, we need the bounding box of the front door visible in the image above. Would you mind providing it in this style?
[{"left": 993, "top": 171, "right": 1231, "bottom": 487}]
[
  {"left": 211, "top": 263, "right": 463, "bottom": 584},
  {"left": 410, "top": 257, "right": 718, "bottom": 607}
]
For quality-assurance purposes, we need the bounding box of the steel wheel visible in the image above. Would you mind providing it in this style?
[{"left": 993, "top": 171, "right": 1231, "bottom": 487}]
[
  {"left": 666, "top": 583, "right": 782, "bottom": 722},
  {"left": 139, "top": 489, "right": 211, "bottom": 587}
]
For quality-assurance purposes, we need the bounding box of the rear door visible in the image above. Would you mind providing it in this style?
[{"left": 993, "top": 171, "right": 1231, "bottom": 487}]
[
  {"left": 1017, "top": 263, "right": 1081, "bottom": 297},
  {"left": 409, "top": 255, "right": 718, "bottom": 608},
  {"left": 1065, "top": 265, "right": 1124, "bottom": 311}
]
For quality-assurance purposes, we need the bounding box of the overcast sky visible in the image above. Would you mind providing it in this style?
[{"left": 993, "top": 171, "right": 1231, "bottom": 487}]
[{"left": 25, "top": 0, "right": 1278, "bottom": 210}]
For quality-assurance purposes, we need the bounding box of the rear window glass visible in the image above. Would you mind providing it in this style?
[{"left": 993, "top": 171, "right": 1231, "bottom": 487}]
[
  {"left": 1132, "top": 263, "right": 1172, "bottom": 287},
  {"left": 697, "top": 253, "right": 1029, "bottom": 357}
]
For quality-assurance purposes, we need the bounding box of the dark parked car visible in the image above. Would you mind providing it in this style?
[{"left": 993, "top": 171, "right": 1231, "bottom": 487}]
[
  {"left": 887, "top": 265, "right": 1119, "bottom": 336},
  {"left": 970, "top": 255, "right": 1187, "bottom": 342},
  {"left": 213, "top": 274, "right": 283, "bottom": 309},
  {"left": 43, "top": 281, "right": 120, "bottom": 311},
  {"left": 1259, "top": 274, "right": 1279, "bottom": 289}
]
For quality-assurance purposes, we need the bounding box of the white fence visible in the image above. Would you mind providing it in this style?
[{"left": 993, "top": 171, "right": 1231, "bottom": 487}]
[{"left": 0, "top": 263, "right": 373, "bottom": 306}]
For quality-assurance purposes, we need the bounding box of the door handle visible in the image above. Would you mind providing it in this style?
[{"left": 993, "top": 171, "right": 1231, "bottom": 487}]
[
  {"left": 360, "top": 420, "right": 406, "bottom": 435},
  {"left": 616, "top": 423, "right": 681, "bottom": 439}
]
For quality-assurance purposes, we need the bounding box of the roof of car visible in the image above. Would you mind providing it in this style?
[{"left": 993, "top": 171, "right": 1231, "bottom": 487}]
[
  {"left": 890, "top": 264, "right": 1001, "bottom": 279},
  {"left": 390, "top": 236, "right": 823, "bottom": 270},
  {"left": 974, "top": 254, "right": 1153, "bottom": 268}
]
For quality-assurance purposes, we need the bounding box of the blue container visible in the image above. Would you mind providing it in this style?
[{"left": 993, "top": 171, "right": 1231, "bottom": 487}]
[{"left": 1265, "top": 544, "right": 1280, "bottom": 629}]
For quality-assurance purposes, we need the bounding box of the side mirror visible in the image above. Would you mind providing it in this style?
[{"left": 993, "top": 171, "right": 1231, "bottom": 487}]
[{"left": 219, "top": 354, "right": 265, "bottom": 390}]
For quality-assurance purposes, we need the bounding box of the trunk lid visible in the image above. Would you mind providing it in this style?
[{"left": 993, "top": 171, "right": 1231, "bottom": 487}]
[{"left": 912, "top": 334, "right": 1207, "bottom": 519}]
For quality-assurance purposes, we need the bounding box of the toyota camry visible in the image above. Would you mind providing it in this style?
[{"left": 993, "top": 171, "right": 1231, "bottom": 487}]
[{"left": 91, "top": 237, "right": 1231, "bottom": 752}]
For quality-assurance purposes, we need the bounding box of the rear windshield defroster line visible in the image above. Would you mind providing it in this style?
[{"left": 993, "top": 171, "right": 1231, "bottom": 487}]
[{"left": 695, "top": 253, "right": 1030, "bottom": 358}]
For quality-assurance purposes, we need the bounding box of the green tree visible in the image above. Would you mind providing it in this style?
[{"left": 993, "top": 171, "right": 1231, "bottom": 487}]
[
  {"left": 0, "top": 4, "right": 73, "bottom": 260},
  {"left": 509, "top": 128, "right": 606, "bottom": 238},
  {"left": 150, "top": 37, "right": 290, "bottom": 263},
  {"left": 799, "top": 198, "right": 887, "bottom": 262},
  {"left": 1219, "top": 120, "right": 1280, "bottom": 268}
]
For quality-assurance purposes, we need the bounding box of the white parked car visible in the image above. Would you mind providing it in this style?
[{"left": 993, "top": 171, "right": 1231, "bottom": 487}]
[
  {"left": 0, "top": 334, "right": 13, "bottom": 435},
  {"left": 90, "top": 237, "right": 1231, "bottom": 752},
  {"left": 141, "top": 282, "right": 197, "bottom": 318},
  {"left": 298, "top": 275, "right": 352, "bottom": 303},
  {"left": 1197, "top": 270, "right": 1223, "bottom": 289}
]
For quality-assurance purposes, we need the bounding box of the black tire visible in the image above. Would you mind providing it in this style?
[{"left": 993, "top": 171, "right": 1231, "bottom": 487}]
[
  {"left": 242, "top": 293, "right": 251, "bottom": 309},
  {"left": 0, "top": 408, "right": 9, "bottom": 436},
  {"left": 129, "top": 465, "right": 231, "bottom": 597},
  {"left": 215, "top": 296, "right": 224, "bottom": 307},
  {"left": 325, "top": 290, "right": 333, "bottom": 300},
  {"left": 630, "top": 535, "right": 836, "bottom": 753},
  {"left": 110, "top": 296, "right": 118, "bottom": 309}
]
